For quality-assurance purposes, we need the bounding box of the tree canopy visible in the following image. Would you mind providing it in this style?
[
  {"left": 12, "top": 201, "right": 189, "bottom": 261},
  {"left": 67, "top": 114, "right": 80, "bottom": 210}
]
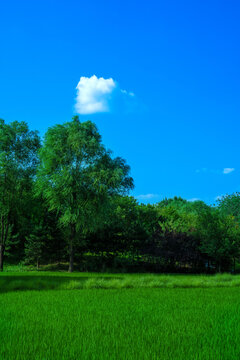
[
  {"left": 1, "top": 117, "right": 240, "bottom": 274},
  {"left": 36, "top": 116, "right": 133, "bottom": 271},
  {"left": 0, "top": 119, "right": 40, "bottom": 270}
]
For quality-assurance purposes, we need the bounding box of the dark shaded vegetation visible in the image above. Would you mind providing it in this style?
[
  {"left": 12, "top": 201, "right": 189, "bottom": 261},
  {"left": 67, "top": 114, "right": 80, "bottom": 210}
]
[
  {"left": 2, "top": 272, "right": 240, "bottom": 293},
  {"left": 1, "top": 118, "right": 240, "bottom": 273}
]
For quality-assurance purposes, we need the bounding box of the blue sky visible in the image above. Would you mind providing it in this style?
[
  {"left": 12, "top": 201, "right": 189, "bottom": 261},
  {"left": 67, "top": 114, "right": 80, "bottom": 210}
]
[{"left": 1, "top": 0, "right": 240, "bottom": 204}]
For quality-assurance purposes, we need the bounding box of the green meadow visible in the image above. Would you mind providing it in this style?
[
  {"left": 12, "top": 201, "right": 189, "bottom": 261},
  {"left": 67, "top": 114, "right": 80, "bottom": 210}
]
[{"left": 1, "top": 272, "right": 240, "bottom": 360}]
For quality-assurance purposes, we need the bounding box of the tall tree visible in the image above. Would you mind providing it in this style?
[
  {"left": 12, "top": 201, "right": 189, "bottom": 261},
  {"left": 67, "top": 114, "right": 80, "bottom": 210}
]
[
  {"left": 0, "top": 119, "right": 40, "bottom": 271},
  {"left": 36, "top": 117, "right": 133, "bottom": 272}
]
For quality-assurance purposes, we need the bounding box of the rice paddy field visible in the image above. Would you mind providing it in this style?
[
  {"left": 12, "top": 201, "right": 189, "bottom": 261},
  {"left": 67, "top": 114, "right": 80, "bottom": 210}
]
[{"left": 1, "top": 272, "right": 240, "bottom": 359}]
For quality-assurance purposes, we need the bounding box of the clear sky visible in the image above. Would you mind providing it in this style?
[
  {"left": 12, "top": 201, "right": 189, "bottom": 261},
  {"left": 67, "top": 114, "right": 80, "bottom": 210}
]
[{"left": 1, "top": 0, "right": 239, "bottom": 204}]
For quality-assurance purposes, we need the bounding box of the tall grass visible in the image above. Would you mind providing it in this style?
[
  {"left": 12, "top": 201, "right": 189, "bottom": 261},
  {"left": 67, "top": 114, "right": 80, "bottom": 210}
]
[
  {"left": 1, "top": 287, "right": 240, "bottom": 359},
  {"left": 1, "top": 272, "right": 240, "bottom": 292}
]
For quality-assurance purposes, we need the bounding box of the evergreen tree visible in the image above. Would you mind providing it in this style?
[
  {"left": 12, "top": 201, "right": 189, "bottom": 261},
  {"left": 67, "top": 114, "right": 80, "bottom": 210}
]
[{"left": 24, "top": 227, "right": 45, "bottom": 270}]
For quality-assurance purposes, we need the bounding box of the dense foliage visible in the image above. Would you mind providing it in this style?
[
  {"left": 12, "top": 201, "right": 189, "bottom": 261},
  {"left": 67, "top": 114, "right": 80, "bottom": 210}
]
[{"left": 1, "top": 118, "right": 240, "bottom": 272}]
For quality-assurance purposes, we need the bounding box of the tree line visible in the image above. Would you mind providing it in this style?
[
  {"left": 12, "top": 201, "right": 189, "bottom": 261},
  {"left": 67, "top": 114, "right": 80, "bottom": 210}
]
[{"left": 1, "top": 117, "right": 240, "bottom": 273}]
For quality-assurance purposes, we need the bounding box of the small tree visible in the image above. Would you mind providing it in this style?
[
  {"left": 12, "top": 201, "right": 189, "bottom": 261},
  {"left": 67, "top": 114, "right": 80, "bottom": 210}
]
[
  {"left": 24, "top": 228, "right": 45, "bottom": 270},
  {"left": 36, "top": 117, "right": 133, "bottom": 272}
]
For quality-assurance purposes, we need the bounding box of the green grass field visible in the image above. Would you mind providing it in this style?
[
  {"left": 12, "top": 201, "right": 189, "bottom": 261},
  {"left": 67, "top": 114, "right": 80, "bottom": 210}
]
[{"left": 1, "top": 272, "right": 240, "bottom": 359}]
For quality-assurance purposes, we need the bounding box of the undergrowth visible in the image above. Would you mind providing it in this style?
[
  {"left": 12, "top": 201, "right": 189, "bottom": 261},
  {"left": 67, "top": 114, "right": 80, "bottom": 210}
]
[{"left": 1, "top": 273, "right": 240, "bottom": 292}]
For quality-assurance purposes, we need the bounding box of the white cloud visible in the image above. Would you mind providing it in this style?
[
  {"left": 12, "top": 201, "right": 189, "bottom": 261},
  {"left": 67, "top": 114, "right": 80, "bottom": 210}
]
[
  {"left": 75, "top": 75, "right": 116, "bottom": 114},
  {"left": 223, "top": 168, "right": 235, "bottom": 174},
  {"left": 136, "top": 194, "right": 159, "bottom": 200},
  {"left": 75, "top": 75, "right": 135, "bottom": 114},
  {"left": 121, "top": 89, "right": 135, "bottom": 97},
  {"left": 195, "top": 168, "right": 236, "bottom": 175},
  {"left": 195, "top": 168, "right": 207, "bottom": 174}
]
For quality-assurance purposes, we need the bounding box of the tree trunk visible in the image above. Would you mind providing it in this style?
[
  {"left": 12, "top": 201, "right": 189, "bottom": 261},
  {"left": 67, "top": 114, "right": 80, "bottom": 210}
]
[
  {"left": 68, "top": 224, "right": 76, "bottom": 273},
  {"left": 37, "top": 259, "right": 39, "bottom": 271},
  {"left": 68, "top": 239, "right": 74, "bottom": 273},
  {"left": 0, "top": 244, "right": 5, "bottom": 272},
  {"left": 0, "top": 215, "right": 9, "bottom": 272}
]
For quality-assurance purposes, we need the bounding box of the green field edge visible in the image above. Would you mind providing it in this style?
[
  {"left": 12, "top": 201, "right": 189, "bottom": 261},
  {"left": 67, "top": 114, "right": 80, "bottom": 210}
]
[{"left": 2, "top": 272, "right": 240, "bottom": 292}]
